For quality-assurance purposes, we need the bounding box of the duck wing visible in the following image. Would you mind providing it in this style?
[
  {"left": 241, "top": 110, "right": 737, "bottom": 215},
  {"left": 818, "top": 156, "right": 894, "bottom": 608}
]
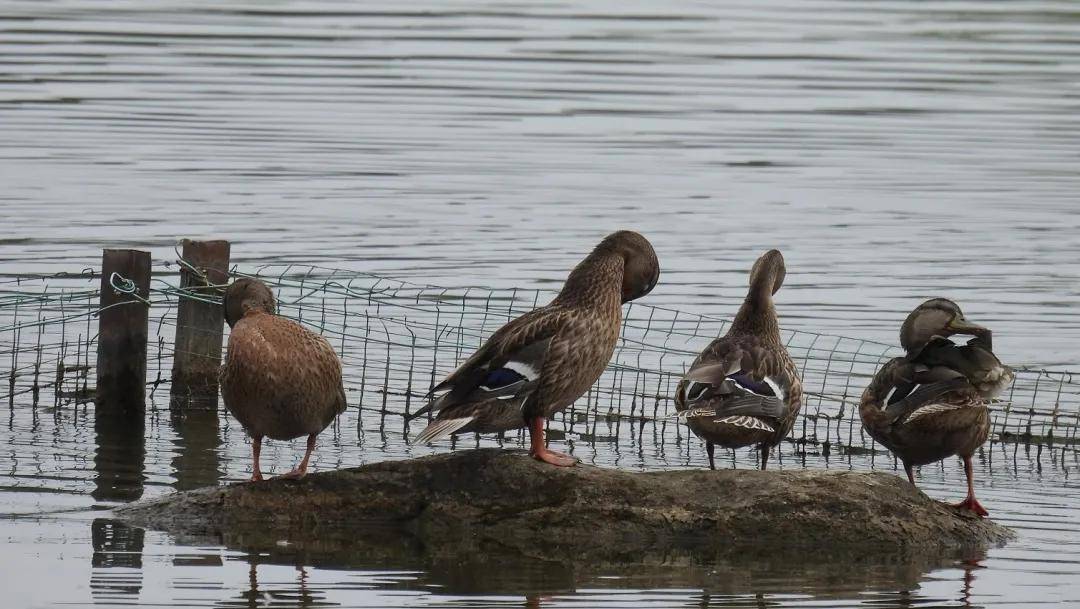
[
  {"left": 882, "top": 377, "right": 972, "bottom": 426},
  {"left": 410, "top": 308, "right": 560, "bottom": 443},
  {"left": 676, "top": 336, "right": 798, "bottom": 422},
  {"left": 866, "top": 351, "right": 974, "bottom": 426},
  {"left": 917, "top": 335, "right": 1013, "bottom": 399}
]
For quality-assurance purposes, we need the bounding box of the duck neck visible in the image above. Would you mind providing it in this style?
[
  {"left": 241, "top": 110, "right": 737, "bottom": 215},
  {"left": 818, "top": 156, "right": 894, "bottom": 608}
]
[
  {"left": 859, "top": 394, "right": 890, "bottom": 426},
  {"left": 552, "top": 249, "right": 625, "bottom": 311},
  {"left": 730, "top": 278, "right": 780, "bottom": 342},
  {"left": 242, "top": 308, "right": 271, "bottom": 323}
]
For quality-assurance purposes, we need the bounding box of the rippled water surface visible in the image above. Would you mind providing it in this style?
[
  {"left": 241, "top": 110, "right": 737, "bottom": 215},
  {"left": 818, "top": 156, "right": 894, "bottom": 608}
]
[{"left": 2, "top": 0, "right": 1080, "bottom": 607}]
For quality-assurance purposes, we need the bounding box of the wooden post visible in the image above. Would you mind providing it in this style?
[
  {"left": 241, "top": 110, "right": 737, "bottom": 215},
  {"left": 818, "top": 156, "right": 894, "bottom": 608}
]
[
  {"left": 170, "top": 239, "right": 230, "bottom": 406},
  {"left": 95, "top": 249, "right": 151, "bottom": 416}
]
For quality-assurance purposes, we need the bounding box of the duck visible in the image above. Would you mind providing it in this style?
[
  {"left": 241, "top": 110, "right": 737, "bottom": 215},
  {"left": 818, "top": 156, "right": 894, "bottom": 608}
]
[
  {"left": 220, "top": 277, "right": 347, "bottom": 481},
  {"left": 410, "top": 230, "right": 660, "bottom": 466},
  {"left": 860, "top": 298, "right": 1013, "bottom": 517},
  {"left": 674, "top": 249, "right": 802, "bottom": 470}
]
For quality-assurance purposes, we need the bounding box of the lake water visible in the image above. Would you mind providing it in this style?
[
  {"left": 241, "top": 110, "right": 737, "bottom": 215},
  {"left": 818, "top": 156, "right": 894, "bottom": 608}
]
[{"left": 2, "top": 0, "right": 1080, "bottom": 607}]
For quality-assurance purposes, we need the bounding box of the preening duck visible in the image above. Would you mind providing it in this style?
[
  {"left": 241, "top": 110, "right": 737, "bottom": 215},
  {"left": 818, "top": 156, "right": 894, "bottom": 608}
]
[
  {"left": 674, "top": 249, "right": 803, "bottom": 470},
  {"left": 220, "top": 278, "right": 347, "bottom": 481},
  {"left": 410, "top": 230, "right": 660, "bottom": 466},
  {"left": 860, "top": 298, "right": 1013, "bottom": 517}
]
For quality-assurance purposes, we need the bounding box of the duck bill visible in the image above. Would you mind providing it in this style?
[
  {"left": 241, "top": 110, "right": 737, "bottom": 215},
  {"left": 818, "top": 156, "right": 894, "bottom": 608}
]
[{"left": 948, "top": 318, "right": 988, "bottom": 336}]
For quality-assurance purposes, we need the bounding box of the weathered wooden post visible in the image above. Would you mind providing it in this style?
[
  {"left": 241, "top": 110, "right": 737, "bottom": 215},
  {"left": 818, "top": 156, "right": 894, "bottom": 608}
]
[
  {"left": 168, "top": 240, "right": 229, "bottom": 490},
  {"left": 94, "top": 249, "right": 150, "bottom": 502},
  {"left": 95, "top": 249, "right": 151, "bottom": 415},
  {"left": 170, "top": 239, "right": 231, "bottom": 405}
]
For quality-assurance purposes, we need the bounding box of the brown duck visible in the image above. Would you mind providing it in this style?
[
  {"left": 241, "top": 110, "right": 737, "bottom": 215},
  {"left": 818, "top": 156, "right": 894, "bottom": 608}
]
[
  {"left": 410, "top": 230, "right": 660, "bottom": 466},
  {"left": 220, "top": 278, "right": 347, "bottom": 481},
  {"left": 674, "top": 250, "right": 803, "bottom": 470},
  {"left": 860, "top": 298, "right": 1013, "bottom": 517}
]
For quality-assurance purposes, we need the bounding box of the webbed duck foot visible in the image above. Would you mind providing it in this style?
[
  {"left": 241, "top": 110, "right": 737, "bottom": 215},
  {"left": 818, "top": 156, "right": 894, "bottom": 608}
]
[
  {"left": 249, "top": 472, "right": 264, "bottom": 483},
  {"left": 530, "top": 447, "right": 578, "bottom": 467},
  {"left": 526, "top": 417, "right": 577, "bottom": 466},
  {"left": 951, "top": 496, "right": 989, "bottom": 518},
  {"left": 275, "top": 468, "right": 308, "bottom": 480},
  {"left": 274, "top": 434, "right": 316, "bottom": 480}
]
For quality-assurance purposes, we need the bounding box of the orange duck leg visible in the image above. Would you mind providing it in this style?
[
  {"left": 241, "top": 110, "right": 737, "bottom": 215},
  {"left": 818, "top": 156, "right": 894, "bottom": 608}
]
[
  {"left": 528, "top": 417, "right": 577, "bottom": 467},
  {"left": 952, "top": 455, "right": 989, "bottom": 517}
]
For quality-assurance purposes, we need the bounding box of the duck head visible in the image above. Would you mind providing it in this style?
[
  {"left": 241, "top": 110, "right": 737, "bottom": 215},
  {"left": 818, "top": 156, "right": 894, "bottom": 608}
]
[
  {"left": 730, "top": 249, "right": 786, "bottom": 338},
  {"left": 748, "top": 249, "right": 786, "bottom": 296},
  {"left": 900, "top": 298, "right": 987, "bottom": 356},
  {"left": 223, "top": 278, "right": 276, "bottom": 328},
  {"left": 598, "top": 230, "right": 660, "bottom": 303}
]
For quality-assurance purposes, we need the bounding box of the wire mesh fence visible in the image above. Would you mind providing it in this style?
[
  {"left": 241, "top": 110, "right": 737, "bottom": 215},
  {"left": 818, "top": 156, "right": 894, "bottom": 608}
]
[{"left": 2, "top": 260, "right": 1079, "bottom": 467}]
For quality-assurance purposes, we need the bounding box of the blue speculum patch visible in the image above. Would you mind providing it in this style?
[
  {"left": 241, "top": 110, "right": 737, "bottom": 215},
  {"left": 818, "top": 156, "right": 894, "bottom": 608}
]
[
  {"left": 482, "top": 367, "right": 526, "bottom": 389},
  {"left": 729, "top": 372, "right": 776, "bottom": 396}
]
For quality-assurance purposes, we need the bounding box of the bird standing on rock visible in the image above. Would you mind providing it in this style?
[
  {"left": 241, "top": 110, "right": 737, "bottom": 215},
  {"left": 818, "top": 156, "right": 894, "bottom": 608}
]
[
  {"left": 220, "top": 278, "right": 347, "bottom": 481},
  {"left": 860, "top": 298, "right": 1013, "bottom": 517},
  {"left": 410, "top": 230, "right": 660, "bottom": 466},
  {"left": 674, "top": 249, "right": 803, "bottom": 470}
]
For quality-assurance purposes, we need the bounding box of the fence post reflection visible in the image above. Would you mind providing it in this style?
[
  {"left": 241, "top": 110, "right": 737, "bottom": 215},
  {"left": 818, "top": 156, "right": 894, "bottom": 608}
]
[
  {"left": 170, "top": 395, "right": 222, "bottom": 491},
  {"left": 92, "top": 407, "right": 146, "bottom": 503},
  {"left": 90, "top": 518, "right": 145, "bottom": 602}
]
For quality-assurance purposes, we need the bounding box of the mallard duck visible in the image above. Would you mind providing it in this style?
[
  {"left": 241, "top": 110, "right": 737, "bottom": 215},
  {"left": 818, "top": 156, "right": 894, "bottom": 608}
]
[
  {"left": 674, "top": 249, "right": 802, "bottom": 470},
  {"left": 410, "top": 230, "right": 660, "bottom": 466},
  {"left": 860, "top": 298, "right": 1013, "bottom": 517},
  {"left": 220, "top": 278, "right": 347, "bottom": 481}
]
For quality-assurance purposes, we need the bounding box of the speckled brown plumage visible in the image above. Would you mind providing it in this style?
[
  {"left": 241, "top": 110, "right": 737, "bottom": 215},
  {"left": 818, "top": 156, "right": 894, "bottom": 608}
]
[
  {"left": 411, "top": 230, "right": 660, "bottom": 466},
  {"left": 674, "top": 250, "right": 803, "bottom": 470},
  {"left": 220, "top": 278, "right": 347, "bottom": 481},
  {"left": 860, "top": 298, "right": 1013, "bottom": 517}
]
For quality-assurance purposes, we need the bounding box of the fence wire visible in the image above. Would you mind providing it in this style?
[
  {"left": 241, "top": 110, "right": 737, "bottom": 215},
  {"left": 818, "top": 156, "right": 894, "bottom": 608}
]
[{"left": 2, "top": 263, "right": 1079, "bottom": 466}]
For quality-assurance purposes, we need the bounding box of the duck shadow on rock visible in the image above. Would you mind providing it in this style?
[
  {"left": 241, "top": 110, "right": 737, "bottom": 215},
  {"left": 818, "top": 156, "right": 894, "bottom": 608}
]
[{"left": 117, "top": 449, "right": 1010, "bottom": 597}]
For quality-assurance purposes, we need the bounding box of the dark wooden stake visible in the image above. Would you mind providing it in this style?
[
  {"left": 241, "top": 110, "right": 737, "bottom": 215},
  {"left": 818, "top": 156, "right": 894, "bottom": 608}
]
[
  {"left": 95, "top": 249, "right": 151, "bottom": 416},
  {"left": 170, "top": 239, "right": 231, "bottom": 406}
]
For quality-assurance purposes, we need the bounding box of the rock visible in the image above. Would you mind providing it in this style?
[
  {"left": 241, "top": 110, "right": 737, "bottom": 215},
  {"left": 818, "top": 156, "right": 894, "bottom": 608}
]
[{"left": 118, "top": 448, "right": 1011, "bottom": 571}]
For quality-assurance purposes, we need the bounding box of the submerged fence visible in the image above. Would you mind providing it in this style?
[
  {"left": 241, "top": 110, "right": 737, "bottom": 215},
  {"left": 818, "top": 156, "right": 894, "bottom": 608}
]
[{"left": 2, "top": 246, "right": 1079, "bottom": 467}]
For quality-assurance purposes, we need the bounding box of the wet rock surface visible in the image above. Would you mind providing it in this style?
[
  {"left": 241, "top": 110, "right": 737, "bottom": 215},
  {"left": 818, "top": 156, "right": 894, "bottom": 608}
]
[{"left": 118, "top": 448, "right": 1012, "bottom": 565}]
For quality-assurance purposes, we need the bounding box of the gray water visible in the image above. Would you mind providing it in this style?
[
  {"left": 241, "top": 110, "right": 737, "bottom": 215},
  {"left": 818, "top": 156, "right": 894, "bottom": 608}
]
[{"left": 2, "top": 1, "right": 1080, "bottom": 607}]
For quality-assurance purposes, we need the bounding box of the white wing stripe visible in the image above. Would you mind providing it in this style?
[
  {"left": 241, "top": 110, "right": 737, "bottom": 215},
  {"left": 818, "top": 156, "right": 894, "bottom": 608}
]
[
  {"left": 503, "top": 361, "right": 538, "bottom": 380},
  {"left": 730, "top": 379, "right": 768, "bottom": 397},
  {"left": 762, "top": 376, "right": 785, "bottom": 401},
  {"left": 683, "top": 381, "right": 704, "bottom": 403}
]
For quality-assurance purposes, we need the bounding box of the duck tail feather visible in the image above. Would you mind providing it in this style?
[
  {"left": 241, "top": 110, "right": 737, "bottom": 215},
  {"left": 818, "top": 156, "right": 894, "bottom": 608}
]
[
  {"left": 412, "top": 416, "right": 475, "bottom": 445},
  {"left": 715, "top": 395, "right": 786, "bottom": 420},
  {"left": 407, "top": 403, "right": 433, "bottom": 422}
]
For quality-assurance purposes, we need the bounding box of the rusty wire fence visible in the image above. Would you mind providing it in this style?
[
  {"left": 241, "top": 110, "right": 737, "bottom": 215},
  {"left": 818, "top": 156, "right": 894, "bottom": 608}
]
[{"left": 2, "top": 262, "right": 1079, "bottom": 470}]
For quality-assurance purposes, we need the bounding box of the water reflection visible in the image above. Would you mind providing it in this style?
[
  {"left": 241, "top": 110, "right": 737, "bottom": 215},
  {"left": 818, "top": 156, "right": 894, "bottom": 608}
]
[
  {"left": 70, "top": 526, "right": 1002, "bottom": 609},
  {"left": 170, "top": 397, "right": 223, "bottom": 491},
  {"left": 136, "top": 518, "right": 991, "bottom": 606},
  {"left": 219, "top": 561, "right": 334, "bottom": 609},
  {"left": 92, "top": 409, "right": 145, "bottom": 503},
  {"left": 959, "top": 558, "right": 983, "bottom": 608},
  {"left": 0, "top": 0, "right": 1079, "bottom": 604},
  {"left": 90, "top": 518, "right": 144, "bottom": 603}
]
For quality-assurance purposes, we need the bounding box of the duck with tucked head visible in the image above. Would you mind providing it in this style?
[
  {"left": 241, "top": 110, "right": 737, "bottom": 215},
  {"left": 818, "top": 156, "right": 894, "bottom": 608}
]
[
  {"left": 674, "top": 249, "right": 803, "bottom": 470},
  {"left": 860, "top": 298, "right": 1013, "bottom": 517},
  {"left": 220, "top": 278, "right": 347, "bottom": 481},
  {"left": 410, "top": 230, "right": 660, "bottom": 466}
]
